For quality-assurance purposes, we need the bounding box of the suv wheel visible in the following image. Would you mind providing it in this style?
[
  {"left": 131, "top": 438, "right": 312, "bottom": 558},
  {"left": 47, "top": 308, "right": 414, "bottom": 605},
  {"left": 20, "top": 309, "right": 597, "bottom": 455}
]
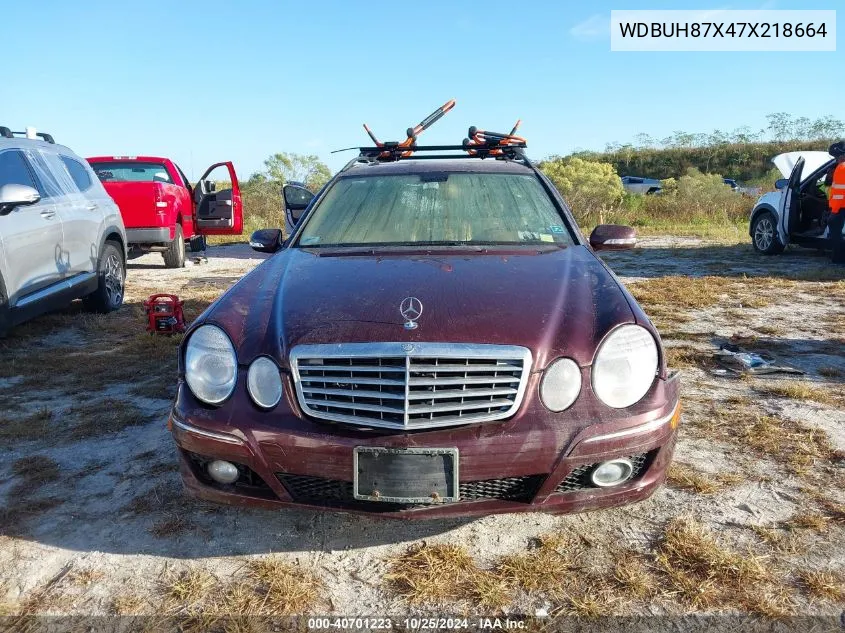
[
  {"left": 751, "top": 211, "right": 785, "bottom": 255},
  {"left": 189, "top": 235, "right": 207, "bottom": 253},
  {"left": 0, "top": 274, "right": 10, "bottom": 338},
  {"left": 163, "top": 225, "right": 186, "bottom": 268},
  {"left": 83, "top": 241, "right": 125, "bottom": 313}
]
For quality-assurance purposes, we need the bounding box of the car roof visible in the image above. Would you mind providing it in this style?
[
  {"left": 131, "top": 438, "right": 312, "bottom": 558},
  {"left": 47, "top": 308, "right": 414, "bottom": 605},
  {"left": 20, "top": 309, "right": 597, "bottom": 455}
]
[
  {"left": 0, "top": 138, "right": 75, "bottom": 155},
  {"left": 340, "top": 157, "right": 536, "bottom": 177}
]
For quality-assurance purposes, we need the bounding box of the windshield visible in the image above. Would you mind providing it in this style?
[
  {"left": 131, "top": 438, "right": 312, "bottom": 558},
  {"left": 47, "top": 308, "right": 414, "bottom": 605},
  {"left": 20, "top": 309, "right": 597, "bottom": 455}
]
[
  {"left": 90, "top": 161, "right": 172, "bottom": 184},
  {"left": 296, "top": 172, "right": 573, "bottom": 247}
]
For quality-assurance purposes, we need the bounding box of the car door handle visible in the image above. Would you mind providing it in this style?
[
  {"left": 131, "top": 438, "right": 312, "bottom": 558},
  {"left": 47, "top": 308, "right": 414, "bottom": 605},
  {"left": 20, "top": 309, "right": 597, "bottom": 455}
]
[
  {"left": 40, "top": 210, "right": 56, "bottom": 219},
  {"left": 86, "top": 203, "right": 98, "bottom": 211}
]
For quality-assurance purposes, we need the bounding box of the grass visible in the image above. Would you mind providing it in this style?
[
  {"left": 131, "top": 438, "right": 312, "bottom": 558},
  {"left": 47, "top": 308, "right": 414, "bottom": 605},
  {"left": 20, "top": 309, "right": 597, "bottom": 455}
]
[
  {"left": 785, "top": 512, "right": 831, "bottom": 533},
  {"left": 164, "top": 569, "right": 216, "bottom": 611},
  {"left": 653, "top": 517, "right": 786, "bottom": 614},
  {"left": 67, "top": 568, "right": 105, "bottom": 586},
  {"left": 798, "top": 569, "right": 845, "bottom": 602},
  {"left": 753, "top": 381, "right": 838, "bottom": 406},
  {"left": 664, "top": 345, "right": 713, "bottom": 370},
  {"left": 0, "top": 497, "right": 63, "bottom": 535},
  {"left": 149, "top": 516, "right": 195, "bottom": 539},
  {"left": 160, "top": 561, "right": 324, "bottom": 618},
  {"left": 818, "top": 366, "right": 844, "bottom": 378},
  {"left": 111, "top": 594, "right": 146, "bottom": 615},
  {"left": 67, "top": 399, "right": 152, "bottom": 439},
  {"left": 667, "top": 463, "right": 742, "bottom": 494},
  {"left": 0, "top": 408, "right": 53, "bottom": 443}
]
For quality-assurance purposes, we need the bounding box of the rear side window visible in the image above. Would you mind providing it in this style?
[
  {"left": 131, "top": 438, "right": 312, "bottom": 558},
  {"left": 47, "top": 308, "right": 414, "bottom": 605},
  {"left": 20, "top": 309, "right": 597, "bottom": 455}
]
[
  {"left": 61, "top": 156, "right": 93, "bottom": 191},
  {"left": 23, "top": 149, "right": 71, "bottom": 198},
  {"left": 0, "top": 150, "right": 38, "bottom": 189},
  {"left": 91, "top": 162, "right": 172, "bottom": 183}
]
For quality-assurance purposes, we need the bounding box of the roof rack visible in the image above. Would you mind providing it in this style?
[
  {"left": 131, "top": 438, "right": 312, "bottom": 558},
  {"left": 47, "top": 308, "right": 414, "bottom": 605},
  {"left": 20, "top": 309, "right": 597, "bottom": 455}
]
[
  {"left": 0, "top": 126, "right": 55, "bottom": 144},
  {"left": 352, "top": 99, "right": 528, "bottom": 164},
  {"left": 356, "top": 142, "right": 529, "bottom": 163}
]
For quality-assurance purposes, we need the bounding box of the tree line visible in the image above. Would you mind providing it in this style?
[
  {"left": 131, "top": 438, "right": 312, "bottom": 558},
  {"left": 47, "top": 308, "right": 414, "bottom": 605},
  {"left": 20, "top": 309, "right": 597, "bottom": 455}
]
[{"left": 550, "top": 112, "right": 843, "bottom": 182}]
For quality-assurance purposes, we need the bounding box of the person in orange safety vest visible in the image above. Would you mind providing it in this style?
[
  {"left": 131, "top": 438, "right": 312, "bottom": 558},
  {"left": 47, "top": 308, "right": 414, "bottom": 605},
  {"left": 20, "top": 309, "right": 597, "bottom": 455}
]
[{"left": 827, "top": 141, "right": 845, "bottom": 264}]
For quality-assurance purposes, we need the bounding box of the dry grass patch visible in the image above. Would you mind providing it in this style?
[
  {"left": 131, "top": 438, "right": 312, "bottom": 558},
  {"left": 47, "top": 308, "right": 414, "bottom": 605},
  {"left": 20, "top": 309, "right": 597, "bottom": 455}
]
[
  {"left": 123, "top": 482, "right": 185, "bottom": 515},
  {"left": 748, "top": 525, "right": 802, "bottom": 554},
  {"left": 68, "top": 398, "right": 152, "bottom": 439},
  {"left": 629, "top": 276, "right": 735, "bottom": 310},
  {"left": 161, "top": 560, "right": 325, "bottom": 618},
  {"left": 654, "top": 517, "right": 786, "bottom": 614},
  {"left": 754, "top": 381, "right": 837, "bottom": 406},
  {"left": 667, "top": 463, "right": 742, "bottom": 494},
  {"left": 729, "top": 412, "right": 836, "bottom": 476},
  {"left": 0, "top": 408, "right": 53, "bottom": 443},
  {"left": 0, "top": 497, "right": 63, "bottom": 535},
  {"left": 164, "top": 569, "right": 216, "bottom": 612},
  {"left": 67, "top": 568, "right": 105, "bottom": 586},
  {"left": 818, "top": 366, "right": 844, "bottom": 378},
  {"left": 111, "top": 594, "right": 146, "bottom": 615},
  {"left": 11, "top": 454, "right": 60, "bottom": 487},
  {"left": 149, "top": 516, "right": 195, "bottom": 539},
  {"left": 238, "top": 559, "right": 325, "bottom": 615},
  {"left": 785, "top": 512, "right": 831, "bottom": 533},
  {"left": 386, "top": 543, "right": 509, "bottom": 610},
  {"left": 665, "top": 346, "right": 713, "bottom": 370},
  {"left": 798, "top": 569, "right": 845, "bottom": 602},
  {"left": 755, "top": 324, "right": 785, "bottom": 337}
]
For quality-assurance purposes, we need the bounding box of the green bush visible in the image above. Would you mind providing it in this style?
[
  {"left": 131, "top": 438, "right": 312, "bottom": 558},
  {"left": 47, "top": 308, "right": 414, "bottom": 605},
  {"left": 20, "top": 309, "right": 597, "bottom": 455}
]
[
  {"left": 618, "top": 168, "right": 755, "bottom": 228},
  {"left": 540, "top": 158, "right": 623, "bottom": 225}
]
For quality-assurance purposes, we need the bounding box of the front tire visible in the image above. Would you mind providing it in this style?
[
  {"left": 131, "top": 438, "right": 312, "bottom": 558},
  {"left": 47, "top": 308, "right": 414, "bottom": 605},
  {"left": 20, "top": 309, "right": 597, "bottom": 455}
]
[
  {"left": 83, "top": 241, "right": 125, "bottom": 313},
  {"left": 751, "top": 211, "right": 784, "bottom": 255},
  {"left": 163, "top": 225, "right": 186, "bottom": 268},
  {"left": 0, "top": 273, "right": 10, "bottom": 338}
]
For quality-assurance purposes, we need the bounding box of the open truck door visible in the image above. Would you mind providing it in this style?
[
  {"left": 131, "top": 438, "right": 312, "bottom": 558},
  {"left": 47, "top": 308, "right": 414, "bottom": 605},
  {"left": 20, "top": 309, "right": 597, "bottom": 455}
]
[
  {"left": 194, "top": 162, "right": 243, "bottom": 236},
  {"left": 779, "top": 156, "right": 804, "bottom": 244}
]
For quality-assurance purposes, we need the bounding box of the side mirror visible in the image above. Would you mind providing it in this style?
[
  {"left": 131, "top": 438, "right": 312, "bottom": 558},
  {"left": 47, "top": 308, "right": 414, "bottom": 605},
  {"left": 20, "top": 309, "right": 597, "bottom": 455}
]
[
  {"left": 283, "top": 183, "right": 315, "bottom": 224},
  {"left": 0, "top": 184, "right": 41, "bottom": 216},
  {"left": 249, "top": 228, "right": 283, "bottom": 253},
  {"left": 589, "top": 224, "right": 637, "bottom": 251},
  {"left": 774, "top": 178, "right": 788, "bottom": 190}
]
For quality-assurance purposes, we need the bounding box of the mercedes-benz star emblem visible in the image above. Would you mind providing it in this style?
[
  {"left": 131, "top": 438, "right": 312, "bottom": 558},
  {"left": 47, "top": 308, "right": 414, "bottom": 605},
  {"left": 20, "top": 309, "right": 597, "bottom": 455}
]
[{"left": 400, "top": 297, "right": 423, "bottom": 330}]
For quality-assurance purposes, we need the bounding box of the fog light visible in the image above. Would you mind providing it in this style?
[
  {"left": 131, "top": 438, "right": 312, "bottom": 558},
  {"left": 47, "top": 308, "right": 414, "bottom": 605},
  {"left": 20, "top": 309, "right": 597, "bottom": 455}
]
[
  {"left": 207, "top": 460, "right": 239, "bottom": 484},
  {"left": 590, "top": 458, "right": 634, "bottom": 488}
]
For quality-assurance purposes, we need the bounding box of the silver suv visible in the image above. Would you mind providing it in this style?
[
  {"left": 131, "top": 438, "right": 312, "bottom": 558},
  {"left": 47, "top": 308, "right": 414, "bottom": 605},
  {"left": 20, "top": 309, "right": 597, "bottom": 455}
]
[{"left": 0, "top": 127, "right": 127, "bottom": 336}]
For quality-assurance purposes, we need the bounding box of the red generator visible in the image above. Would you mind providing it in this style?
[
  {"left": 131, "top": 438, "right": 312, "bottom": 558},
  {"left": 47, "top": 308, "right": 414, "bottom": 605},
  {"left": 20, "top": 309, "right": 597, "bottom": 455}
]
[{"left": 144, "top": 294, "right": 186, "bottom": 334}]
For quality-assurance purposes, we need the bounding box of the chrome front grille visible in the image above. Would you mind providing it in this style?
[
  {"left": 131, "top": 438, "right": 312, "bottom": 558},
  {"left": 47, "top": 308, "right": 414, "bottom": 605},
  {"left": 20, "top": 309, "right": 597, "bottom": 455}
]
[{"left": 290, "top": 343, "right": 532, "bottom": 430}]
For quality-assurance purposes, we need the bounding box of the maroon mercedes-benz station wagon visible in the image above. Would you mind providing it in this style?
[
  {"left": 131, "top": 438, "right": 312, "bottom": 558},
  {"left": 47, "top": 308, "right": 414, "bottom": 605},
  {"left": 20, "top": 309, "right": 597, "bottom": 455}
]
[{"left": 169, "top": 139, "right": 681, "bottom": 518}]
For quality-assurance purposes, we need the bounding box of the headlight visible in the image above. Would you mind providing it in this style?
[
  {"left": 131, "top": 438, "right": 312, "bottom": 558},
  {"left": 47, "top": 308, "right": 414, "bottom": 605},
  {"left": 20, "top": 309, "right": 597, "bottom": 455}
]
[
  {"left": 592, "top": 325, "right": 658, "bottom": 408},
  {"left": 540, "top": 358, "right": 581, "bottom": 411},
  {"left": 185, "top": 325, "right": 237, "bottom": 405},
  {"left": 247, "top": 356, "right": 283, "bottom": 409}
]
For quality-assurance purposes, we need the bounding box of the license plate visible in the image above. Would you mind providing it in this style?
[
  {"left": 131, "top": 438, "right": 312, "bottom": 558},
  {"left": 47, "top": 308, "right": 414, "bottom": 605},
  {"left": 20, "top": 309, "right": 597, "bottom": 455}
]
[{"left": 353, "top": 447, "right": 459, "bottom": 503}]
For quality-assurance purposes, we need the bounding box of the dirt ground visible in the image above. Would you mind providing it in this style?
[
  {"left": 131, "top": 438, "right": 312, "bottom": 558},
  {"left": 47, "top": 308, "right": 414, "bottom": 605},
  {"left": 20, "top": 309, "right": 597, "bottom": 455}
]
[{"left": 0, "top": 238, "right": 843, "bottom": 624}]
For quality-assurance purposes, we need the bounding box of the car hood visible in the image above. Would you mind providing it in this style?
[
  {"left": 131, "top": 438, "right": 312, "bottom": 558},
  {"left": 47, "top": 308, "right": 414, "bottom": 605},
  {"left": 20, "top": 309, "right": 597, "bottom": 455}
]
[
  {"left": 772, "top": 151, "right": 832, "bottom": 181},
  {"left": 204, "top": 245, "right": 638, "bottom": 370}
]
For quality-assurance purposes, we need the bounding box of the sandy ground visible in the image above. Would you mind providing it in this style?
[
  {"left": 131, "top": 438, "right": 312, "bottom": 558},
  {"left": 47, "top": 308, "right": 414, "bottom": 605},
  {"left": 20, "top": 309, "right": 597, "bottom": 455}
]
[{"left": 1, "top": 238, "right": 843, "bottom": 620}]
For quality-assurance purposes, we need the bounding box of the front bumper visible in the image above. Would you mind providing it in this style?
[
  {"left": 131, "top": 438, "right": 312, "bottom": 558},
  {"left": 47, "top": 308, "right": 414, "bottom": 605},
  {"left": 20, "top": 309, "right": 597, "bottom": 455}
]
[{"left": 170, "top": 371, "right": 680, "bottom": 518}]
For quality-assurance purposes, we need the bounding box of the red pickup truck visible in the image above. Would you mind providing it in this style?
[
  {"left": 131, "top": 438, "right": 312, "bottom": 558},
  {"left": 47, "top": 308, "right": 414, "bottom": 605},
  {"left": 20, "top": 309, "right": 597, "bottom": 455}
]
[{"left": 86, "top": 156, "right": 243, "bottom": 267}]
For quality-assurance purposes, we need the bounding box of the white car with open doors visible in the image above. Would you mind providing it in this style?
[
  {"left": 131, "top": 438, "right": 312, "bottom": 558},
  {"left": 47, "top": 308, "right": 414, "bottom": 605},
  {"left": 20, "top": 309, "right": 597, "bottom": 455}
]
[{"left": 749, "top": 151, "right": 841, "bottom": 254}]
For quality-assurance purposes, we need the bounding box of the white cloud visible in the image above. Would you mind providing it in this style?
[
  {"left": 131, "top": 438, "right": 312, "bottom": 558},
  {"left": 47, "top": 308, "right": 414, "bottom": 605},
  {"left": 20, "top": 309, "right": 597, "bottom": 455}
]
[{"left": 569, "top": 13, "right": 609, "bottom": 41}]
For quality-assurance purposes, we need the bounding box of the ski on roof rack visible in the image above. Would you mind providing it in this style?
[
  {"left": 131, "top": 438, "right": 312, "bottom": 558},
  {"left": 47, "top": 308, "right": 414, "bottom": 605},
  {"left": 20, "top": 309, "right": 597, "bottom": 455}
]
[
  {"left": 356, "top": 99, "right": 527, "bottom": 162},
  {"left": 357, "top": 142, "right": 528, "bottom": 163},
  {"left": 0, "top": 126, "right": 55, "bottom": 143}
]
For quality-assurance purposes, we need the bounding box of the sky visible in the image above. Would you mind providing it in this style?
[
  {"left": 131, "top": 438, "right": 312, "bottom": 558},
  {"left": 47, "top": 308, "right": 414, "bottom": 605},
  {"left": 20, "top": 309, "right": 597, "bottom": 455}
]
[{"left": 1, "top": 0, "right": 841, "bottom": 180}]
